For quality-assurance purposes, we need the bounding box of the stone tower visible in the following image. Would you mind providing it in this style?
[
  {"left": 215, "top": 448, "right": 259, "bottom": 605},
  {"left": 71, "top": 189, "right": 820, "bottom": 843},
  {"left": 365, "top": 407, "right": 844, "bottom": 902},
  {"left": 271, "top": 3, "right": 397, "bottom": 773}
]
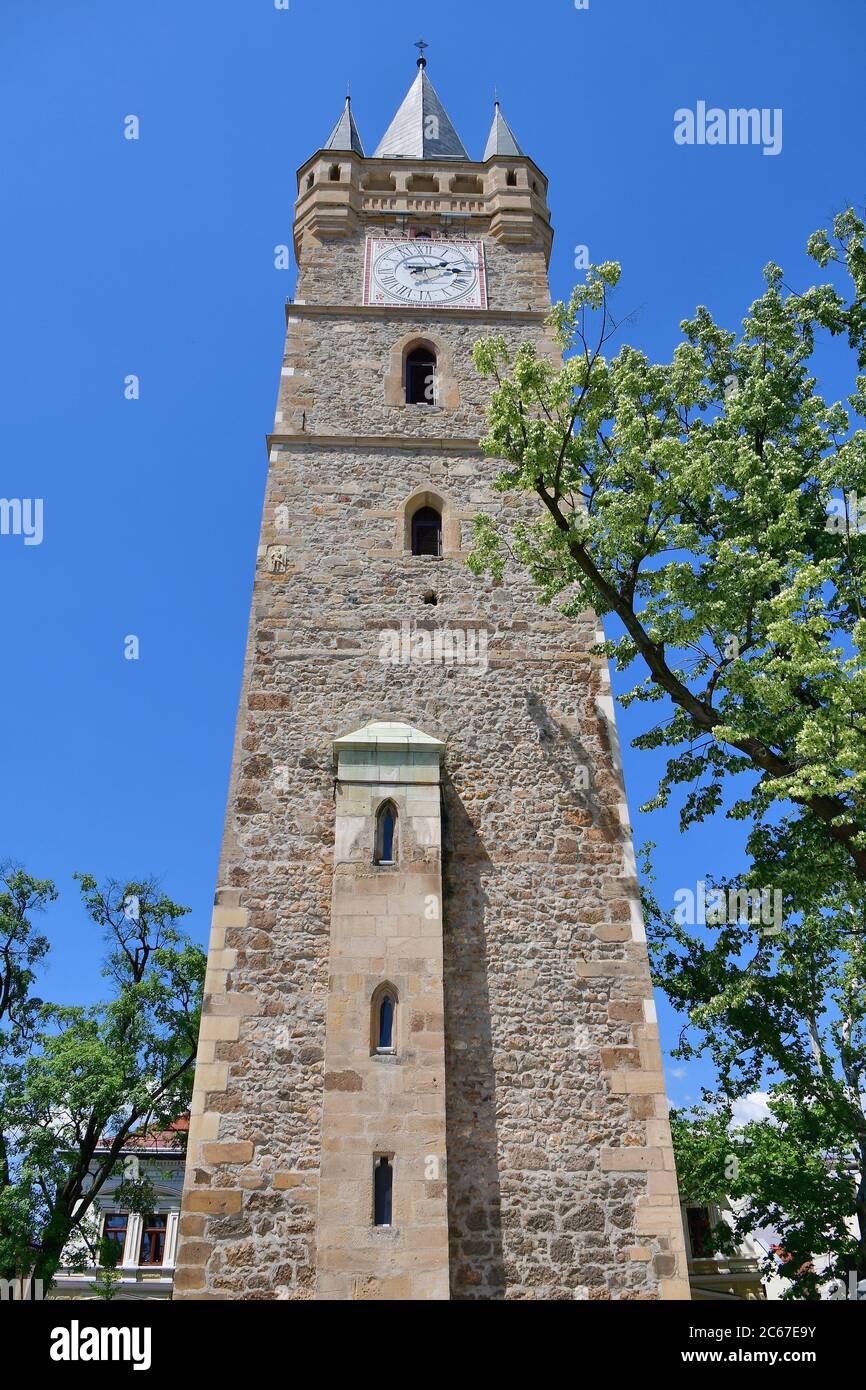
[{"left": 175, "top": 51, "right": 689, "bottom": 1302}]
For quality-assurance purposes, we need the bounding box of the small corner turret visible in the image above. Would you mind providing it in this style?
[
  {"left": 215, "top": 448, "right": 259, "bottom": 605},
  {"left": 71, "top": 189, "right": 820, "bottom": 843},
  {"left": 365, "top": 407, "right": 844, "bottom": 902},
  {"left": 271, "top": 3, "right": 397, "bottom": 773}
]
[{"left": 293, "top": 47, "right": 552, "bottom": 263}]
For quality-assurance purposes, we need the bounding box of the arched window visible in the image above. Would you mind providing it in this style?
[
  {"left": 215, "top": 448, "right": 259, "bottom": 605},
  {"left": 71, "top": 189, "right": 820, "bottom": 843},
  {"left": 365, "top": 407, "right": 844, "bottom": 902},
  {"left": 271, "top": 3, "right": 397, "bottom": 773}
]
[
  {"left": 375, "top": 801, "right": 398, "bottom": 865},
  {"left": 405, "top": 346, "right": 437, "bottom": 405},
  {"left": 378, "top": 994, "right": 394, "bottom": 1050},
  {"left": 506, "top": 169, "right": 518, "bottom": 187},
  {"left": 373, "top": 1156, "right": 393, "bottom": 1227},
  {"left": 305, "top": 172, "right": 314, "bottom": 190},
  {"left": 370, "top": 982, "right": 399, "bottom": 1055},
  {"left": 329, "top": 163, "right": 341, "bottom": 181},
  {"left": 411, "top": 506, "right": 442, "bottom": 557},
  {"left": 400, "top": 488, "right": 448, "bottom": 555}
]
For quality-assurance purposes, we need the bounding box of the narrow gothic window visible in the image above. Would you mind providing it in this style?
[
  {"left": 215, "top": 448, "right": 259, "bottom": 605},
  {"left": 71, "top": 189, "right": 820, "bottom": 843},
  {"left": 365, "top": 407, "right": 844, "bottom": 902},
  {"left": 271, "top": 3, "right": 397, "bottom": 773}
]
[
  {"left": 411, "top": 506, "right": 442, "bottom": 556},
  {"left": 405, "top": 346, "right": 437, "bottom": 405},
  {"left": 329, "top": 164, "right": 341, "bottom": 181},
  {"left": 378, "top": 993, "right": 394, "bottom": 1050},
  {"left": 506, "top": 169, "right": 518, "bottom": 186},
  {"left": 373, "top": 1157, "right": 393, "bottom": 1227},
  {"left": 375, "top": 801, "right": 397, "bottom": 864},
  {"left": 371, "top": 983, "right": 398, "bottom": 1055}
]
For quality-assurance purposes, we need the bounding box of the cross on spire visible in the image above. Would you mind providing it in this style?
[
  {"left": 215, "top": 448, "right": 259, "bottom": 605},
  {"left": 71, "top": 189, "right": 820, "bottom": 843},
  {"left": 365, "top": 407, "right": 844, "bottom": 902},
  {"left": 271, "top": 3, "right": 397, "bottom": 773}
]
[{"left": 414, "top": 38, "right": 429, "bottom": 68}]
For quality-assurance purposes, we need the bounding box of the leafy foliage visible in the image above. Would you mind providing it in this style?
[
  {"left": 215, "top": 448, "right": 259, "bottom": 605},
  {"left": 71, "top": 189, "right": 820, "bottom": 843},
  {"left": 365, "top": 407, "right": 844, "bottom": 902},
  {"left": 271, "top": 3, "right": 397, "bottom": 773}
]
[
  {"left": 671, "top": 1103, "right": 860, "bottom": 1299},
  {"left": 469, "top": 210, "right": 866, "bottom": 878},
  {"left": 0, "top": 870, "right": 205, "bottom": 1287},
  {"left": 469, "top": 210, "right": 866, "bottom": 1294},
  {"left": 642, "top": 841, "right": 865, "bottom": 1295}
]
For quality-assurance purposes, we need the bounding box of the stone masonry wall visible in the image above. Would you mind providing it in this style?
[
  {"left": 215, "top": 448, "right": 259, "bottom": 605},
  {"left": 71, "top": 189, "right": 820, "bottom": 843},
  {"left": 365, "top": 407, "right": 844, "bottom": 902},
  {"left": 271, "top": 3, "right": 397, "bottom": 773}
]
[{"left": 174, "top": 166, "right": 689, "bottom": 1299}]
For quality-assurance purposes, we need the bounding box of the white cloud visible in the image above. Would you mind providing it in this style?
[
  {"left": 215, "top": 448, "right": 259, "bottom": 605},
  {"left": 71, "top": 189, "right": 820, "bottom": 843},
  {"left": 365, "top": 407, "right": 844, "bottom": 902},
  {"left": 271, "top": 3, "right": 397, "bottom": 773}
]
[{"left": 731, "top": 1091, "right": 772, "bottom": 1126}]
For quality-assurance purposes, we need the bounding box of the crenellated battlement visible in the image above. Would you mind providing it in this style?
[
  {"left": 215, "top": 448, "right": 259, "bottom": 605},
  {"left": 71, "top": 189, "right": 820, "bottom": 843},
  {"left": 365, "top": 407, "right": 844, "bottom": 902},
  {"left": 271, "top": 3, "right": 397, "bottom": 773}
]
[{"left": 293, "top": 151, "right": 553, "bottom": 260}]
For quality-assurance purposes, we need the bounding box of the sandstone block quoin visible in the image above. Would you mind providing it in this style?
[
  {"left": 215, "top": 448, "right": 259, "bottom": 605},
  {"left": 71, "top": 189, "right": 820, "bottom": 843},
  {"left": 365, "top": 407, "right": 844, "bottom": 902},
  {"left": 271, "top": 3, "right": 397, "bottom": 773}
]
[{"left": 174, "top": 66, "right": 689, "bottom": 1302}]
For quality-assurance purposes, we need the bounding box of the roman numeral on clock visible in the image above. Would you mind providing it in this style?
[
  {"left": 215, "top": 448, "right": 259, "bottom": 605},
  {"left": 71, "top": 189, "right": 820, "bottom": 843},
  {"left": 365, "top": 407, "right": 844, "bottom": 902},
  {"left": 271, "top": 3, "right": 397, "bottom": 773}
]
[{"left": 366, "top": 237, "right": 485, "bottom": 309}]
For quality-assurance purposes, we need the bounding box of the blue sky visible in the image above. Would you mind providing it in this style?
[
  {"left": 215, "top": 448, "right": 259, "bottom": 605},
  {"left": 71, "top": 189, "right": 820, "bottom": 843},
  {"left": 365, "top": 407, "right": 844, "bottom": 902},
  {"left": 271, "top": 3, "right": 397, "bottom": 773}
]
[{"left": 2, "top": 0, "right": 863, "bottom": 1108}]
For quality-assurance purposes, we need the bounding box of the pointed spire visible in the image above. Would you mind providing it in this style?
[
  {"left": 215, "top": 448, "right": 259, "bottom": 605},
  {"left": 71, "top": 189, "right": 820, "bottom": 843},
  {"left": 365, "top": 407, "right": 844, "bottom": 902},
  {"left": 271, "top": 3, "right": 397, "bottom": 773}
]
[
  {"left": 484, "top": 99, "right": 523, "bottom": 160},
  {"left": 374, "top": 46, "right": 468, "bottom": 161},
  {"left": 324, "top": 95, "right": 364, "bottom": 156}
]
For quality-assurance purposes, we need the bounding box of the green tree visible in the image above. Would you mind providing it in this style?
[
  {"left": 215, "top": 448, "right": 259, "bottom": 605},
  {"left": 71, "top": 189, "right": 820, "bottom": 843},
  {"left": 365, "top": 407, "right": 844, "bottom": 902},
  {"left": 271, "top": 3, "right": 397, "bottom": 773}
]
[
  {"left": 0, "top": 867, "right": 56, "bottom": 1058},
  {"left": 89, "top": 1235, "right": 123, "bottom": 1301},
  {"left": 642, "top": 841, "right": 865, "bottom": 1296},
  {"left": 670, "top": 1106, "right": 860, "bottom": 1300},
  {"left": 469, "top": 209, "right": 866, "bottom": 880},
  {"left": 0, "top": 867, "right": 57, "bottom": 1279},
  {"left": 468, "top": 209, "right": 866, "bottom": 1294},
  {"left": 0, "top": 872, "right": 205, "bottom": 1288}
]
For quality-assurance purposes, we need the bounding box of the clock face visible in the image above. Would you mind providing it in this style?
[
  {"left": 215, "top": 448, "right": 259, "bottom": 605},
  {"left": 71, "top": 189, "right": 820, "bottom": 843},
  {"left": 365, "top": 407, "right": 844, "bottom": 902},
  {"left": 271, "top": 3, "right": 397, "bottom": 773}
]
[{"left": 363, "top": 238, "right": 487, "bottom": 310}]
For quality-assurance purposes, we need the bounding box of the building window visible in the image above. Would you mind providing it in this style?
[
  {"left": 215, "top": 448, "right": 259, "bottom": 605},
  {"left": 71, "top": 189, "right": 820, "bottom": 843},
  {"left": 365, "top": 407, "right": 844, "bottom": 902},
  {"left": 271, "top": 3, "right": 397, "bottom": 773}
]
[
  {"left": 101, "top": 1213, "right": 128, "bottom": 1263},
  {"left": 329, "top": 164, "right": 341, "bottom": 181},
  {"left": 373, "top": 1157, "right": 393, "bottom": 1227},
  {"left": 405, "top": 346, "right": 437, "bottom": 405},
  {"left": 411, "top": 505, "right": 442, "bottom": 557},
  {"left": 506, "top": 169, "right": 518, "bottom": 186},
  {"left": 378, "top": 994, "right": 394, "bottom": 1049},
  {"left": 377, "top": 991, "right": 396, "bottom": 1052},
  {"left": 686, "top": 1206, "right": 712, "bottom": 1258},
  {"left": 370, "top": 982, "right": 398, "bottom": 1056},
  {"left": 139, "top": 1214, "right": 168, "bottom": 1266},
  {"left": 375, "top": 801, "right": 397, "bottom": 865},
  {"left": 305, "top": 172, "right": 314, "bottom": 190}
]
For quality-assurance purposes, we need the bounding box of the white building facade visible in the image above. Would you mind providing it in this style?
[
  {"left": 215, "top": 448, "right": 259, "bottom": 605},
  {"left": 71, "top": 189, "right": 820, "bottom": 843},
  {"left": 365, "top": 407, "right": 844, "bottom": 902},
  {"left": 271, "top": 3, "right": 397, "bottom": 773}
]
[{"left": 51, "top": 1130, "right": 184, "bottom": 1301}]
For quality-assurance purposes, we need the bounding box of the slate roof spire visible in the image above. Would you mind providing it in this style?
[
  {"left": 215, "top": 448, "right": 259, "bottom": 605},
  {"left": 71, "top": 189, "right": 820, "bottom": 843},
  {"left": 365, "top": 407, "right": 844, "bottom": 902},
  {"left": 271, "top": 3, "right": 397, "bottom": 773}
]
[
  {"left": 373, "top": 43, "right": 469, "bottom": 161},
  {"left": 324, "top": 95, "right": 365, "bottom": 156},
  {"left": 483, "top": 99, "right": 524, "bottom": 159}
]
